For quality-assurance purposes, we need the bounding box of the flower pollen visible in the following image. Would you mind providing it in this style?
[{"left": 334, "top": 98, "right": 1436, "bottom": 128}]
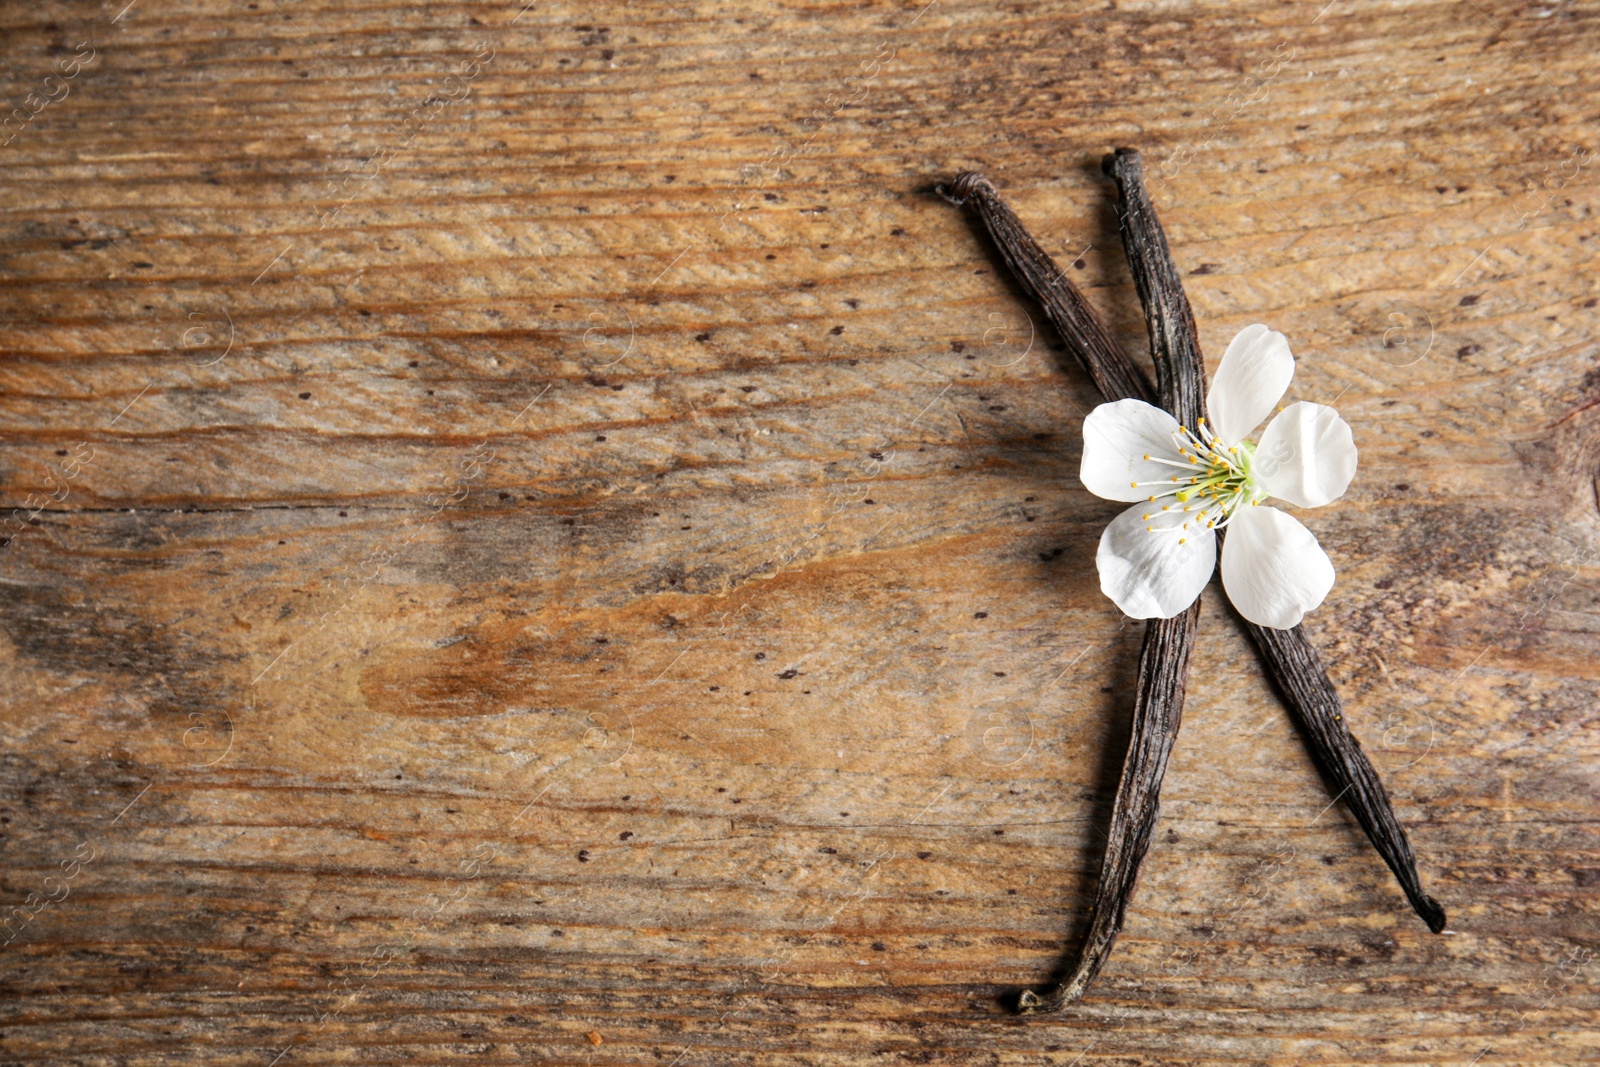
[{"left": 1129, "top": 420, "right": 1264, "bottom": 538}]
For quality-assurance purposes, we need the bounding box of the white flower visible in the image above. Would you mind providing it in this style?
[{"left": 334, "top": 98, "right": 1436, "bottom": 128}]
[{"left": 1079, "top": 324, "right": 1358, "bottom": 629}]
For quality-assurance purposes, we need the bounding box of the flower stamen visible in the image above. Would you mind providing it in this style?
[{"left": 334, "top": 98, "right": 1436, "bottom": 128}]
[{"left": 1138, "top": 425, "right": 1262, "bottom": 540}]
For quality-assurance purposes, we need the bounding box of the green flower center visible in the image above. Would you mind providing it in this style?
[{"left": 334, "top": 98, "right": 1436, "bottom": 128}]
[{"left": 1135, "top": 418, "right": 1265, "bottom": 542}]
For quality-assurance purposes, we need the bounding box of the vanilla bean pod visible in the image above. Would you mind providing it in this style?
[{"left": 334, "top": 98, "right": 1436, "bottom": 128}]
[
  {"left": 1105, "top": 146, "right": 1444, "bottom": 936},
  {"left": 1021, "top": 603, "right": 1199, "bottom": 1012},
  {"left": 1240, "top": 621, "right": 1447, "bottom": 932},
  {"left": 940, "top": 172, "right": 1155, "bottom": 404},
  {"left": 1019, "top": 150, "right": 1212, "bottom": 1013},
  {"left": 1099, "top": 150, "right": 1207, "bottom": 423},
  {"left": 943, "top": 166, "right": 1202, "bottom": 1014},
  {"left": 941, "top": 150, "right": 1444, "bottom": 1014}
]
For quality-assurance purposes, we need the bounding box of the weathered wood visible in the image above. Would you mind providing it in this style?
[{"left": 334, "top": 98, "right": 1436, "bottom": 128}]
[{"left": 2, "top": 1, "right": 1599, "bottom": 1064}]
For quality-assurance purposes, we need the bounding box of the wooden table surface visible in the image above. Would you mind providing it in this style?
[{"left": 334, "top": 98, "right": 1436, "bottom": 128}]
[{"left": 3, "top": 1, "right": 1598, "bottom": 1063}]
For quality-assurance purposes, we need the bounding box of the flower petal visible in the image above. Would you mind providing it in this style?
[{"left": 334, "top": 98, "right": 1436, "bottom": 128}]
[
  {"left": 1096, "top": 502, "right": 1216, "bottom": 619},
  {"left": 1080, "top": 398, "right": 1187, "bottom": 503},
  {"left": 1221, "top": 503, "right": 1335, "bottom": 629},
  {"left": 1206, "top": 324, "right": 1294, "bottom": 445},
  {"left": 1254, "top": 401, "right": 1358, "bottom": 508}
]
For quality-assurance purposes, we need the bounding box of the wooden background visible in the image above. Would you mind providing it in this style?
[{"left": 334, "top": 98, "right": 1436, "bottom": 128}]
[{"left": 2, "top": 0, "right": 1597, "bottom": 1063}]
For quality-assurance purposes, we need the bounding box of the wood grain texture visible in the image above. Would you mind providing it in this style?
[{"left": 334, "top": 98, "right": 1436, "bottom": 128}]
[{"left": 2, "top": 1, "right": 1598, "bottom": 1064}]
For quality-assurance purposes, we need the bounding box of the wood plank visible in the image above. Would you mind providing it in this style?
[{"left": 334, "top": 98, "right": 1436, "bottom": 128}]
[{"left": 2, "top": 0, "right": 1597, "bottom": 1063}]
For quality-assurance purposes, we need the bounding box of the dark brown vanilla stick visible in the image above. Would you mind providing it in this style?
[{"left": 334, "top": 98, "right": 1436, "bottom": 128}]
[
  {"left": 1016, "top": 150, "right": 1212, "bottom": 1014},
  {"left": 1105, "top": 144, "right": 1445, "bottom": 936},
  {"left": 1018, "top": 602, "right": 1200, "bottom": 1012},
  {"left": 1241, "top": 621, "right": 1447, "bottom": 932},
  {"left": 943, "top": 163, "right": 1203, "bottom": 1013},
  {"left": 1099, "top": 149, "right": 1208, "bottom": 424},
  {"left": 939, "top": 173, "right": 1156, "bottom": 405}
]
